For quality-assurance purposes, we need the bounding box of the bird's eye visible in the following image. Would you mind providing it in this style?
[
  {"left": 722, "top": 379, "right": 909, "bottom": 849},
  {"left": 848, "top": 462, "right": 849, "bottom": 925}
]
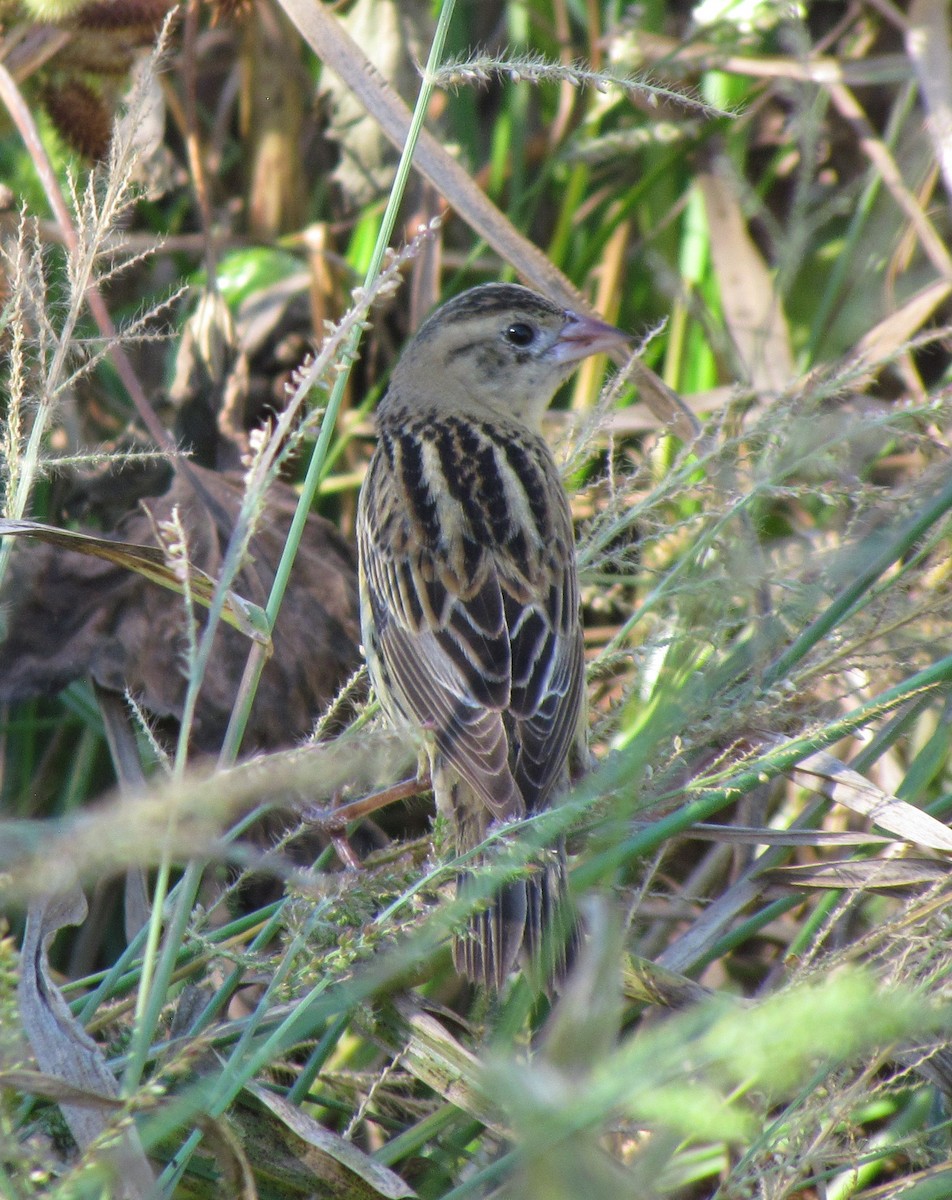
[{"left": 504, "top": 322, "right": 536, "bottom": 348}]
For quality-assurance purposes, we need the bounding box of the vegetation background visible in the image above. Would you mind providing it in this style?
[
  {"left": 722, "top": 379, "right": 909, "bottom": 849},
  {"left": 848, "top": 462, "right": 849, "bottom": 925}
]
[{"left": 1, "top": 0, "right": 952, "bottom": 1197}]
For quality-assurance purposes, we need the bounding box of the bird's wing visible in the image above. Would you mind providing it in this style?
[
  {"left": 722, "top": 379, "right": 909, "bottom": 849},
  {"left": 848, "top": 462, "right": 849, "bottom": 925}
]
[
  {"left": 503, "top": 511, "right": 585, "bottom": 813},
  {"left": 358, "top": 418, "right": 584, "bottom": 822},
  {"left": 359, "top": 450, "right": 523, "bottom": 822}
]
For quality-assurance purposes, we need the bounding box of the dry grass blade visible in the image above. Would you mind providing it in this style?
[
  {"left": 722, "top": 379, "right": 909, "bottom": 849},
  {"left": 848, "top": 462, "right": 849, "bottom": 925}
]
[
  {"left": 698, "top": 169, "right": 795, "bottom": 393},
  {"left": 690, "top": 824, "right": 895, "bottom": 846},
  {"left": 654, "top": 874, "right": 762, "bottom": 975},
  {"left": 17, "top": 890, "right": 155, "bottom": 1197},
  {"left": 628, "top": 29, "right": 910, "bottom": 85},
  {"left": 794, "top": 751, "right": 952, "bottom": 852},
  {"left": 852, "top": 279, "right": 952, "bottom": 380},
  {"left": 244, "top": 1081, "right": 416, "bottom": 1200},
  {"left": 0, "top": 518, "right": 268, "bottom": 642},
  {"left": 827, "top": 79, "right": 952, "bottom": 281},
  {"left": 0, "top": 1069, "right": 124, "bottom": 1109},
  {"left": 761, "top": 859, "right": 951, "bottom": 891}
]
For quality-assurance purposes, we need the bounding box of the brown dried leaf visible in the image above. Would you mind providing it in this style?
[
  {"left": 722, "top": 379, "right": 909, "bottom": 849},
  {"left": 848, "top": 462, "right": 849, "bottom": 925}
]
[
  {"left": 0, "top": 465, "right": 361, "bottom": 753},
  {"left": 17, "top": 890, "right": 155, "bottom": 1197}
]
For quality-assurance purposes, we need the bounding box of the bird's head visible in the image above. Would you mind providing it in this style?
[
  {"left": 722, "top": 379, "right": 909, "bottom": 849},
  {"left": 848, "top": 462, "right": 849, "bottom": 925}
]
[{"left": 386, "top": 283, "right": 630, "bottom": 430}]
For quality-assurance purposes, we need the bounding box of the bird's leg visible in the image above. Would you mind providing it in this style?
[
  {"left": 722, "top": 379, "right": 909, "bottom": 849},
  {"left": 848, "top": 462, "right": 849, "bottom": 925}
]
[
  {"left": 331, "top": 830, "right": 362, "bottom": 871},
  {"left": 312, "top": 787, "right": 363, "bottom": 870},
  {"left": 414, "top": 742, "right": 432, "bottom": 787},
  {"left": 302, "top": 773, "right": 430, "bottom": 833}
]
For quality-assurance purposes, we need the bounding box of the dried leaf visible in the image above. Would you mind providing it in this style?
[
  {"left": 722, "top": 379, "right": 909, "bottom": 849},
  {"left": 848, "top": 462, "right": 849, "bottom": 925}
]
[
  {"left": 320, "top": 0, "right": 433, "bottom": 207},
  {"left": 119, "top": 49, "right": 175, "bottom": 198},
  {"left": 389, "top": 996, "right": 501, "bottom": 1130},
  {"left": 0, "top": 517, "right": 267, "bottom": 643},
  {"left": 0, "top": 466, "right": 361, "bottom": 753},
  {"left": 18, "top": 890, "right": 155, "bottom": 1197},
  {"left": 241, "top": 1081, "right": 416, "bottom": 1199},
  {"left": 760, "top": 859, "right": 950, "bottom": 892},
  {"left": 794, "top": 751, "right": 952, "bottom": 853},
  {"left": 698, "top": 169, "right": 795, "bottom": 394}
]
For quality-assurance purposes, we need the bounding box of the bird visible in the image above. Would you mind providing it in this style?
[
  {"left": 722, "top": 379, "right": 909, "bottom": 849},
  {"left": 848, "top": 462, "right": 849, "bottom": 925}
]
[{"left": 356, "top": 282, "right": 630, "bottom": 990}]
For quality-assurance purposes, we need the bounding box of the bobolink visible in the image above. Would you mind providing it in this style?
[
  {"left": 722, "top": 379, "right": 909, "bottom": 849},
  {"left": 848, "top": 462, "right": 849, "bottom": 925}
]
[{"left": 357, "top": 283, "right": 629, "bottom": 989}]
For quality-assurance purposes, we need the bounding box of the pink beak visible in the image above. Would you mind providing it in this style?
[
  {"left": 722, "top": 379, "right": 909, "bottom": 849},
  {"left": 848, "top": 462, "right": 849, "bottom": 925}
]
[{"left": 552, "top": 309, "right": 631, "bottom": 363}]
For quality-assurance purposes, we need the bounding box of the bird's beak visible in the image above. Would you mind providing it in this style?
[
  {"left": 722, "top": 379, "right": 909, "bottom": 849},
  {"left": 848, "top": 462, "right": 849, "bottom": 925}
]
[{"left": 551, "top": 310, "right": 631, "bottom": 363}]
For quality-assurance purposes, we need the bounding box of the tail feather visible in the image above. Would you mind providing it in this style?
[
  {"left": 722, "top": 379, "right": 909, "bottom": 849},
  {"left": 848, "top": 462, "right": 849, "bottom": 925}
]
[
  {"left": 453, "top": 876, "right": 527, "bottom": 990},
  {"left": 445, "top": 775, "right": 580, "bottom": 992},
  {"left": 452, "top": 849, "right": 580, "bottom": 992},
  {"left": 522, "top": 841, "right": 581, "bottom": 987}
]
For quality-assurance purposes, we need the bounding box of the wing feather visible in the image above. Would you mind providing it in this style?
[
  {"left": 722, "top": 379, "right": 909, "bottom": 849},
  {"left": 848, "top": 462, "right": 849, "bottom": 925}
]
[{"left": 358, "top": 414, "right": 584, "bottom": 823}]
